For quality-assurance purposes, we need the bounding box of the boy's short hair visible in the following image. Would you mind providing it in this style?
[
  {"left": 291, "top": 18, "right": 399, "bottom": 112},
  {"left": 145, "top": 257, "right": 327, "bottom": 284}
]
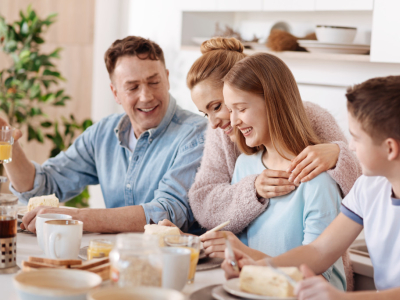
[
  {"left": 346, "top": 76, "right": 400, "bottom": 143},
  {"left": 104, "top": 36, "right": 165, "bottom": 78}
]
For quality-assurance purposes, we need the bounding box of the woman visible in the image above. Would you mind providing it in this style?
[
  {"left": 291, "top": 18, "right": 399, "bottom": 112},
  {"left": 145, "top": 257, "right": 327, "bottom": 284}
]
[
  {"left": 217, "top": 52, "right": 346, "bottom": 290},
  {"left": 187, "top": 37, "right": 361, "bottom": 236}
]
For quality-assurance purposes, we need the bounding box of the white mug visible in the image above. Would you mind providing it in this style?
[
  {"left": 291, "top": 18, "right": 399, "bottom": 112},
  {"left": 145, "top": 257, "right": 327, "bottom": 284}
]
[
  {"left": 43, "top": 219, "right": 83, "bottom": 259},
  {"left": 36, "top": 214, "right": 72, "bottom": 251},
  {"left": 162, "top": 247, "right": 191, "bottom": 291}
]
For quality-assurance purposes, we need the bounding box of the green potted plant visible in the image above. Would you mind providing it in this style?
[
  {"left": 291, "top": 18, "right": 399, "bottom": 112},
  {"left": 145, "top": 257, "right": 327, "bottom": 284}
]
[{"left": 0, "top": 5, "right": 92, "bottom": 207}]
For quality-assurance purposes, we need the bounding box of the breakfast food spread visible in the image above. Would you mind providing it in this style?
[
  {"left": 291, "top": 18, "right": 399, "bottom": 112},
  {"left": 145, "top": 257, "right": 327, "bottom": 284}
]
[
  {"left": 144, "top": 224, "right": 180, "bottom": 247},
  {"left": 240, "top": 265, "right": 303, "bottom": 297},
  {"left": 27, "top": 194, "right": 59, "bottom": 212}
]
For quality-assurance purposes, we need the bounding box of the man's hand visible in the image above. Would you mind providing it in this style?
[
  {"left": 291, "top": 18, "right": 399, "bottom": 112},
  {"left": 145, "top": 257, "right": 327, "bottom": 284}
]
[
  {"left": 157, "top": 219, "right": 184, "bottom": 234},
  {"left": 295, "top": 264, "right": 346, "bottom": 300},
  {"left": 255, "top": 169, "right": 296, "bottom": 199},
  {"left": 287, "top": 144, "right": 340, "bottom": 185},
  {"left": 200, "top": 231, "right": 245, "bottom": 258},
  {"left": 20, "top": 206, "right": 78, "bottom": 233},
  {"left": 0, "top": 117, "right": 22, "bottom": 141},
  {"left": 221, "top": 247, "right": 257, "bottom": 279}
]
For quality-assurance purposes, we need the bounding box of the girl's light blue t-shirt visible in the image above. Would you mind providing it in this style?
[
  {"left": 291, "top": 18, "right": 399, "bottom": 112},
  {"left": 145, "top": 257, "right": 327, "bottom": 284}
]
[{"left": 232, "top": 151, "right": 346, "bottom": 291}]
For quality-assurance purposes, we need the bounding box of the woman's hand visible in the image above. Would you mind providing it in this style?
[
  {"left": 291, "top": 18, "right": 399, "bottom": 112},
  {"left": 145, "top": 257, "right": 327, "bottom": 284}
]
[
  {"left": 200, "top": 231, "right": 245, "bottom": 258},
  {"left": 222, "top": 247, "right": 257, "bottom": 279},
  {"left": 287, "top": 143, "right": 340, "bottom": 185},
  {"left": 295, "top": 264, "right": 346, "bottom": 300},
  {"left": 255, "top": 169, "right": 296, "bottom": 199},
  {"left": 157, "top": 219, "right": 184, "bottom": 234}
]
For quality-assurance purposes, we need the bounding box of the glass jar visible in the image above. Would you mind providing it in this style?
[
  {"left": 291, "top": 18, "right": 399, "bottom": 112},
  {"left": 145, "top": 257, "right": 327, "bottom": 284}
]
[
  {"left": 109, "top": 233, "right": 163, "bottom": 287},
  {"left": 0, "top": 194, "right": 18, "bottom": 272}
]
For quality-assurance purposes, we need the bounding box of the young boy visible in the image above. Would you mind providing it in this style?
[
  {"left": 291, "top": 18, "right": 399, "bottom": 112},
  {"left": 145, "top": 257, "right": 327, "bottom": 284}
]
[{"left": 222, "top": 76, "right": 400, "bottom": 300}]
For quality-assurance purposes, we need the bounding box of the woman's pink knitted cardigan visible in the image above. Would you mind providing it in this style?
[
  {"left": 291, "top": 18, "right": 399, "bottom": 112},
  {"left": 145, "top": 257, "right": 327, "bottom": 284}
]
[{"left": 189, "top": 102, "right": 361, "bottom": 290}]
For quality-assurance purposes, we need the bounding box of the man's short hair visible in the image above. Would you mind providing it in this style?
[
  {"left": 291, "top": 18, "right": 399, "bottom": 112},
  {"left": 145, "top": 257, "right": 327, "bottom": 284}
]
[
  {"left": 104, "top": 36, "right": 165, "bottom": 78},
  {"left": 346, "top": 76, "right": 400, "bottom": 144}
]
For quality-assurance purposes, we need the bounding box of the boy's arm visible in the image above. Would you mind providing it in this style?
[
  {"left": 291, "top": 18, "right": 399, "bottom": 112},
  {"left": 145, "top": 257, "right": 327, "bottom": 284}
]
[{"left": 271, "top": 213, "right": 362, "bottom": 274}]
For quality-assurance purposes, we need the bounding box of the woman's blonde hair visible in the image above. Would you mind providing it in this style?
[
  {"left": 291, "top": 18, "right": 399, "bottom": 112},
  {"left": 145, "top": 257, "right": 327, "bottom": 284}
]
[
  {"left": 186, "top": 37, "right": 246, "bottom": 90},
  {"left": 223, "top": 53, "right": 321, "bottom": 158}
]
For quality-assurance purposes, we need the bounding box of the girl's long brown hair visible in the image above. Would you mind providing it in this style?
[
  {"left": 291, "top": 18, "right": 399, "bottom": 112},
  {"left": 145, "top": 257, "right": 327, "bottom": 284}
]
[{"left": 223, "top": 53, "right": 320, "bottom": 158}]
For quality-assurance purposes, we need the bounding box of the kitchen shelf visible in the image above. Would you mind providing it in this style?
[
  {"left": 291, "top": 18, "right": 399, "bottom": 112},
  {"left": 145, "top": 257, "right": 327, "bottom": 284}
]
[{"left": 181, "top": 45, "right": 371, "bottom": 63}]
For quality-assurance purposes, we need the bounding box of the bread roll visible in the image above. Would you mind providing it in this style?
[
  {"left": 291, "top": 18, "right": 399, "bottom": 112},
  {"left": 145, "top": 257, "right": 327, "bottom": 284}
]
[
  {"left": 240, "top": 265, "right": 302, "bottom": 297},
  {"left": 27, "top": 194, "right": 59, "bottom": 212},
  {"left": 144, "top": 224, "right": 180, "bottom": 247}
]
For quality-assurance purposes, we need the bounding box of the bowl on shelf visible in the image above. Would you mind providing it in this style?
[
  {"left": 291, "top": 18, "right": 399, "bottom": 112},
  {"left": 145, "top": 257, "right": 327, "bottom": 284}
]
[
  {"left": 13, "top": 269, "right": 102, "bottom": 300},
  {"left": 316, "top": 25, "right": 357, "bottom": 44}
]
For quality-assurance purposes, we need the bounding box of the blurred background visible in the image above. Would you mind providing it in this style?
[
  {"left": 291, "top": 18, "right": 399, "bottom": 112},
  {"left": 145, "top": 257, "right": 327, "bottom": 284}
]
[{"left": 1, "top": 0, "right": 400, "bottom": 209}]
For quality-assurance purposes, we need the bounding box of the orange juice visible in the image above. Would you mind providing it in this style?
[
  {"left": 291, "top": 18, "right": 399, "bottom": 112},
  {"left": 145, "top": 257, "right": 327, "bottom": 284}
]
[
  {"left": 184, "top": 247, "right": 200, "bottom": 283},
  {"left": 0, "top": 142, "right": 12, "bottom": 162},
  {"left": 87, "top": 239, "right": 113, "bottom": 260}
]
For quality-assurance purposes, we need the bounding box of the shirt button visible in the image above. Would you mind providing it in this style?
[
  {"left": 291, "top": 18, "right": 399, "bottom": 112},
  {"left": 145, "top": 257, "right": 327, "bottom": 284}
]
[
  {"left": 126, "top": 184, "right": 131, "bottom": 189},
  {"left": 149, "top": 138, "right": 152, "bottom": 143},
  {"left": 129, "top": 156, "right": 132, "bottom": 161}
]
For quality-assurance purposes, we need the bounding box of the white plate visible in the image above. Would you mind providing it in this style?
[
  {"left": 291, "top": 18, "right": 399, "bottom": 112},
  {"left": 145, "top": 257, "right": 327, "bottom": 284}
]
[
  {"left": 299, "top": 40, "right": 369, "bottom": 54},
  {"left": 223, "top": 278, "right": 296, "bottom": 300}
]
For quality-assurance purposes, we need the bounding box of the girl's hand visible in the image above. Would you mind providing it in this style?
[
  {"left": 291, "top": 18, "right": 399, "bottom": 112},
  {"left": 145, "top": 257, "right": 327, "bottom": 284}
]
[
  {"left": 200, "top": 231, "right": 245, "bottom": 258},
  {"left": 222, "top": 247, "right": 257, "bottom": 280},
  {"left": 157, "top": 219, "right": 184, "bottom": 234},
  {"left": 255, "top": 169, "right": 296, "bottom": 199},
  {"left": 287, "top": 143, "right": 340, "bottom": 185},
  {"left": 295, "top": 264, "right": 346, "bottom": 300}
]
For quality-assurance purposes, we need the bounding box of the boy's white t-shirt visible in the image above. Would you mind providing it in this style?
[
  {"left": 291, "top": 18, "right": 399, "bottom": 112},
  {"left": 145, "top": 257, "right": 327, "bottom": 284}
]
[{"left": 341, "top": 175, "right": 400, "bottom": 290}]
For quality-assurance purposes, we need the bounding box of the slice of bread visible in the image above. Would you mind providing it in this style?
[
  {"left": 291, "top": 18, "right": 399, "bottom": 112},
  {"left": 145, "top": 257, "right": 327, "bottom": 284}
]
[
  {"left": 144, "top": 224, "right": 180, "bottom": 247},
  {"left": 27, "top": 194, "right": 59, "bottom": 212},
  {"left": 240, "top": 265, "right": 302, "bottom": 297}
]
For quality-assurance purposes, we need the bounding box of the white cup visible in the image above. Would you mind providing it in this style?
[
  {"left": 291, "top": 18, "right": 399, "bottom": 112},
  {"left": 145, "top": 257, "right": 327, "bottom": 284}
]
[
  {"left": 162, "top": 247, "right": 191, "bottom": 291},
  {"left": 43, "top": 219, "right": 83, "bottom": 259},
  {"left": 36, "top": 214, "right": 72, "bottom": 251}
]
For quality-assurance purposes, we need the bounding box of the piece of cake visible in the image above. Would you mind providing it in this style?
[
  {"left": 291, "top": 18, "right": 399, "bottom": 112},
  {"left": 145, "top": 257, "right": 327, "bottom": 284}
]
[
  {"left": 27, "top": 194, "right": 59, "bottom": 212},
  {"left": 144, "top": 224, "right": 180, "bottom": 247},
  {"left": 240, "top": 265, "right": 303, "bottom": 297}
]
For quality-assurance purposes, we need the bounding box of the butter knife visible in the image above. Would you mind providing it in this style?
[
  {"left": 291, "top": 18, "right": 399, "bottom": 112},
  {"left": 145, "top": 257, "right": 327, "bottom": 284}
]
[
  {"left": 225, "top": 237, "right": 240, "bottom": 272},
  {"left": 264, "top": 258, "right": 298, "bottom": 288}
]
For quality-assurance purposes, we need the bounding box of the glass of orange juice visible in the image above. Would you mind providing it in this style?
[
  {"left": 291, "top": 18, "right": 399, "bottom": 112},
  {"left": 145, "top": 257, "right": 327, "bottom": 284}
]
[
  {"left": 87, "top": 239, "right": 114, "bottom": 260},
  {"left": 164, "top": 235, "right": 200, "bottom": 284},
  {"left": 0, "top": 126, "right": 14, "bottom": 164}
]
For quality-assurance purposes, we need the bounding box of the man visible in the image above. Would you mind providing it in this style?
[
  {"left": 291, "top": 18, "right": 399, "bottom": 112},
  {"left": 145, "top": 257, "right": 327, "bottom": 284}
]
[{"left": 5, "top": 36, "right": 207, "bottom": 233}]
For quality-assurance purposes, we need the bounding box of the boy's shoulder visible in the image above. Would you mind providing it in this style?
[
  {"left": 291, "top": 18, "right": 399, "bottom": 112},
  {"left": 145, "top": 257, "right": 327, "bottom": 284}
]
[{"left": 353, "top": 175, "right": 390, "bottom": 194}]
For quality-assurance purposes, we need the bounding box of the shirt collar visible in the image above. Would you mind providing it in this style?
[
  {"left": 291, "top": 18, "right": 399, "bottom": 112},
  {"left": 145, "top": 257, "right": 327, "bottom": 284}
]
[
  {"left": 113, "top": 94, "right": 177, "bottom": 146},
  {"left": 391, "top": 189, "right": 400, "bottom": 206}
]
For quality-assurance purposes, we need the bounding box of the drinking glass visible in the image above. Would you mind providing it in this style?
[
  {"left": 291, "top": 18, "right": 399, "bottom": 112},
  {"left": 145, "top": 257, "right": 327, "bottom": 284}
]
[
  {"left": 0, "top": 126, "right": 14, "bottom": 164},
  {"left": 164, "top": 235, "right": 200, "bottom": 284},
  {"left": 0, "top": 126, "right": 14, "bottom": 186}
]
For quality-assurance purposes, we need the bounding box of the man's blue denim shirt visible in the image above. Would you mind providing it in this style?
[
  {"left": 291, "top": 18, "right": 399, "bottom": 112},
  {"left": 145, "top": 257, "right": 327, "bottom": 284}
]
[{"left": 11, "top": 95, "right": 207, "bottom": 232}]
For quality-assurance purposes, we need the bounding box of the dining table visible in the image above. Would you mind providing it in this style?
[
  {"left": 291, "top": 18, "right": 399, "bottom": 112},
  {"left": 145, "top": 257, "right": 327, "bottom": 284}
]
[{"left": 1, "top": 230, "right": 227, "bottom": 300}]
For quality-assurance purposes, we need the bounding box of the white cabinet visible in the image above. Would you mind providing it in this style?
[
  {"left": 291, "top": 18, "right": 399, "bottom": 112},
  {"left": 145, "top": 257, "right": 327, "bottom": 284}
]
[
  {"left": 263, "top": 0, "right": 314, "bottom": 11},
  {"left": 371, "top": 0, "right": 400, "bottom": 63},
  {"left": 315, "top": 0, "right": 374, "bottom": 11},
  {"left": 180, "top": 0, "right": 217, "bottom": 11},
  {"left": 217, "top": 0, "right": 263, "bottom": 11}
]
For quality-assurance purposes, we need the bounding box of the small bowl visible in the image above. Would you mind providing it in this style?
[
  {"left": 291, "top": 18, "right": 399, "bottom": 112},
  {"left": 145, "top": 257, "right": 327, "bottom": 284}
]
[
  {"left": 87, "top": 286, "right": 185, "bottom": 300},
  {"left": 13, "top": 269, "right": 102, "bottom": 300},
  {"left": 316, "top": 25, "right": 357, "bottom": 44}
]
